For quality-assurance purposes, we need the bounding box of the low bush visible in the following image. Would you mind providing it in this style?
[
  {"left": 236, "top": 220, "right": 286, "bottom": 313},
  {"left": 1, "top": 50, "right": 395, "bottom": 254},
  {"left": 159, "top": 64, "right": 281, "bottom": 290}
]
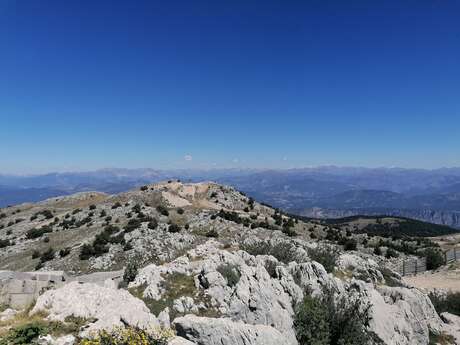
[
  {"left": 148, "top": 219, "right": 158, "bottom": 230},
  {"left": 59, "top": 247, "right": 71, "bottom": 257},
  {"left": 168, "top": 223, "right": 181, "bottom": 233},
  {"left": 282, "top": 225, "right": 297, "bottom": 237},
  {"left": 241, "top": 241, "right": 301, "bottom": 264},
  {"left": 39, "top": 247, "right": 55, "bottom": 263},
  {"left": 373, "top": 246, "right": 382, "bottom": 256},
  {"left": 294, "top": 293, "right": 330, "bottom": 345},
  {"left": 429, "top": 291, "right": 460, "bottom": 316},
  {"left": 125, "top": 219, "right": 141, "bottom": 233},
  {"left": 79, "top": 326, "right": 174, "bottom": 345},
  {"left": 343, "top": 238, "right": 357, "bottom": 251},
  {"left": 0, "top": 322, "right": 47, "bottom": 345},
  {"left": 385, "top": 248, "right": 399, "bottom": 259},
  {"left": 156, "top": 205, "right": 169, "bottom": 216},
  {"left": 308, "top": 246, "right": 339, "bottom": 273},
  {"left": 112, "top": 202, "right": 122, "bottom": 209},
  {"left": 425, "top": 247, "right": 445, "bottom": 270},
  {"left": 79, "top": 226, "right": 124, "bottom": 260},
  {"left": 123, "top": 259, "right": 139, "bottom": 284},
  {"left": 26, "top": 225, "right": 53, "bottom": 239},
  {"left": 0, "top": 239, "right": 12, "bottom": 248},
  {"left": 217, "top": 264, "right": 241, "bottom": 287},
  {"left": 294, "top": 287, "right": 372, "bottom": 345}
]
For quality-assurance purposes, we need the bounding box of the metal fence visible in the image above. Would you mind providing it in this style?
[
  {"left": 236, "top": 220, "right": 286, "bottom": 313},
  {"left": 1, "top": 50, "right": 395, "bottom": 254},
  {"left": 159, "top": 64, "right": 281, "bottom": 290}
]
[
  {"left": 396, "top": 246, "right": 460, "bottom": 277},
  {"left": 445, "top": 247, "right": 460, "bottom": 264}
]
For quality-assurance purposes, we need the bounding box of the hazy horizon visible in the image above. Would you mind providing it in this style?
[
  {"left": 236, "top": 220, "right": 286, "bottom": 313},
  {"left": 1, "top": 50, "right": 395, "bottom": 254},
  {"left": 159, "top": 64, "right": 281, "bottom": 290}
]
[{"left": 3, "top": 164, "right": 460, "bottom": 177}]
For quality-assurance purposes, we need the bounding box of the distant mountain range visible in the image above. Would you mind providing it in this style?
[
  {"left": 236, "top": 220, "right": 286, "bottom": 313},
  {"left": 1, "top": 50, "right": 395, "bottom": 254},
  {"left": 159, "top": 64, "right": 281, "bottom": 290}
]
[{"left": 1, "top": 167, "right": 460, "bottom": 227}]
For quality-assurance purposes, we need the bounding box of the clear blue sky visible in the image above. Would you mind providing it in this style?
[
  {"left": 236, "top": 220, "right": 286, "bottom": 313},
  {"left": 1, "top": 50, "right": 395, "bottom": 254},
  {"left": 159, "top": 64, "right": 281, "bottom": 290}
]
[{"left": 1, "top": 0, "right": 459, "bottom": 174}]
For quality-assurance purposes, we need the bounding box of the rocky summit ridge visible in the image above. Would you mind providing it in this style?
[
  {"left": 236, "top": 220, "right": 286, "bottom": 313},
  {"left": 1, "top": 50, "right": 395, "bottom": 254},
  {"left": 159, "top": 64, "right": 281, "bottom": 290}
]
[{"left": 0, "top": 181, "right": 459, "bottom": 345}]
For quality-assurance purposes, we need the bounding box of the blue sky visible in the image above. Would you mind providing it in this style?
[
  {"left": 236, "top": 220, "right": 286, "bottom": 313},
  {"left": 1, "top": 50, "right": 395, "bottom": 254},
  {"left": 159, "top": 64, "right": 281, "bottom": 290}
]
[{"left": 0, "top": 0, "right": 459, "bottom": 174}]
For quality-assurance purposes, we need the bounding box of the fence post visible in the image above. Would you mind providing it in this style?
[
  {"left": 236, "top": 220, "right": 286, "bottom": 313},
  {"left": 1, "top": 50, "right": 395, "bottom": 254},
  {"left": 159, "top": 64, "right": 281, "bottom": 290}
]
[
  {"left": 445, "top": 251, "right": 448, "bottom": 265},
  {"left": 402, "top": 260, "right": 405, "bottom": 276},
  {"left": 415, "top": 259, "right": 417, "bottom": 275},
  {"left": 454, "top": 248, "right": 457, "bottom": 261}
]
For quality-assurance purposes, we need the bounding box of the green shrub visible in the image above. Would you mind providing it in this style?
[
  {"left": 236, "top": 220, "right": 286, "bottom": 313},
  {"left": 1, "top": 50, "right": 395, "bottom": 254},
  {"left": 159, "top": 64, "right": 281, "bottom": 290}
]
[
  {"left": 373, "top": 246, "right": 382, "bottom": 256},
  {"left": 241, "top": 241, "right": 301, "bottom": 264},
  {"left": 80, "top": 243, "right": 97, "bottom": 260},
  {"left": 429, "top": 291, "right": 460, "bottom": 316},
  {"left": 244, "top": 241, "right": 296, "bottom": 263},
  {"left": 112, "top": 202, "right": 122, "bottom": 209},
  {"left": 264, "top": 260, "right": 278, "bottom": 278},
  {"left": 282, "top": 226, "right": 297, "bottom": 237},
  {"left": 308, "top": 246, "right": 339, "bottom": 273},
  {"left": 132, "top": 204, "right": 142, "bottom": 213},
  {"left": 59, "top": 247, "right": 71, "bottom": 257},
  {"left": 148, "top": 219, "right": 158, "bottom": 230},
  {"left": 425, "top": 248, "right": 444, "bottom": 270},
  {"left": 123, "top": 259, "right": 139, "bottom": 284},
  {"left": 39, "top": 247, "right": 55, "bottom": 263},
  {"left": 0, "top": 239, "right": 12, "bottom": 248},
  {"left": 140, "top": 185, "right": 148, "bottom": 191},
  {"left": 156, "top": 205, "right": 169, "bottom": 216},
  {"left": 294, "top": 293, "right": 330, "bottom": 345},
  {"left": 428, "top": 330, "right": 455, "bottom": 345},
  {"left": 123, "top": 241, "right": 133, "bottom": 251},
  {"left": 217, "top": 209, "right": 244, "bottom": 224},
  {"left": 217, "top": 264, "right": 241, "bottom": 287},
  {"left": 26, "top": 225, "right": 53, "bottom": 239},
  {"left": 385, "top": 248, "right": 399, "bottom": 259},
  {"left": 168, "top": 224, "right": 181, "bottom": 233},
  {"left": 294, "top": 287, "right": 372, "bottom": 345},
  {"left": 343, "top": 238, "right": 357, "bottom": 251},
  {"left": 125, "top": 218, "right": 141, "bottom": 233},
  {"left": 0, "top": 322, "right": 47, "bottom": 345}
]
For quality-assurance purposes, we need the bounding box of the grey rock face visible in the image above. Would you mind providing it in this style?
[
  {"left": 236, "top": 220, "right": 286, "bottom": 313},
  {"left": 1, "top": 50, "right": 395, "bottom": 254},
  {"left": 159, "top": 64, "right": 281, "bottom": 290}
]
[
  {"left": 173, "top": 315, "right": 290, "bottom": 345},
  {"left": 168, "top": 337, "right": 196, "bottom": 345},
  {"left": 31, "top": 281, "right": 159, "bottom": 336},
  {"left": 440, "top": 312, "right": 460, "bottom": 344}
]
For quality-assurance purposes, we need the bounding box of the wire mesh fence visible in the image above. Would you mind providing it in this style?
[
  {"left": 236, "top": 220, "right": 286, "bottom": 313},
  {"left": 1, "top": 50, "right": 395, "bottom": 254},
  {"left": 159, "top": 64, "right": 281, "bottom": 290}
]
[{"left": 395, "top": 246, "right": 460, "bottom": 276}]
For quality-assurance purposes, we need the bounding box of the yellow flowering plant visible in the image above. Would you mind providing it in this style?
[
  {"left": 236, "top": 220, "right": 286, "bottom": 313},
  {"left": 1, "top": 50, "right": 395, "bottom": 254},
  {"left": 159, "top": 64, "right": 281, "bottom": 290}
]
[{"left": 79, "top": 326, "right": 174, "bottom": 345}]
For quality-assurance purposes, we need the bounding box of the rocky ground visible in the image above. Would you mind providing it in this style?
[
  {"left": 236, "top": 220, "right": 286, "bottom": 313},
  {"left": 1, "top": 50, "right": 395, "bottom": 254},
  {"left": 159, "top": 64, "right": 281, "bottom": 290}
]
[{"left": 1, "top": 181, "right": 459, "bottom": 344}]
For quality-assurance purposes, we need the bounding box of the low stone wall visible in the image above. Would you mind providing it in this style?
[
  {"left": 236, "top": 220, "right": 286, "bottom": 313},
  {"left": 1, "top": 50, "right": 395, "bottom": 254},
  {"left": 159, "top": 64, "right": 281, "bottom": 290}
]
[
  {"left": 0, "top": 269, "right": 124, "bottom": 309},
  {"left": 0, "top": 271, "right": 67, "bottom": 309}
]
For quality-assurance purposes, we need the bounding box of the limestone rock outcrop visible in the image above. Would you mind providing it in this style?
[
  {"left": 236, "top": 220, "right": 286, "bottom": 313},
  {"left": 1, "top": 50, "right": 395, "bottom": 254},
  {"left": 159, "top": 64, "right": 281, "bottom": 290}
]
[
  {"left": 174, "top": 315, "right": 289, "bottom": 345},
  {"left": 31, "top": 281, "right": 159, "bottom": 336}
]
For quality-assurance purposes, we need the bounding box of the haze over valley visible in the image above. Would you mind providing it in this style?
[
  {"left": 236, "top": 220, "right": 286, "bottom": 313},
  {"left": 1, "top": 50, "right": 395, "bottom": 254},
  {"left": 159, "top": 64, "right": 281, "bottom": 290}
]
[{"left": 2, "top": 166, "right": 460, "bottom": 228}]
